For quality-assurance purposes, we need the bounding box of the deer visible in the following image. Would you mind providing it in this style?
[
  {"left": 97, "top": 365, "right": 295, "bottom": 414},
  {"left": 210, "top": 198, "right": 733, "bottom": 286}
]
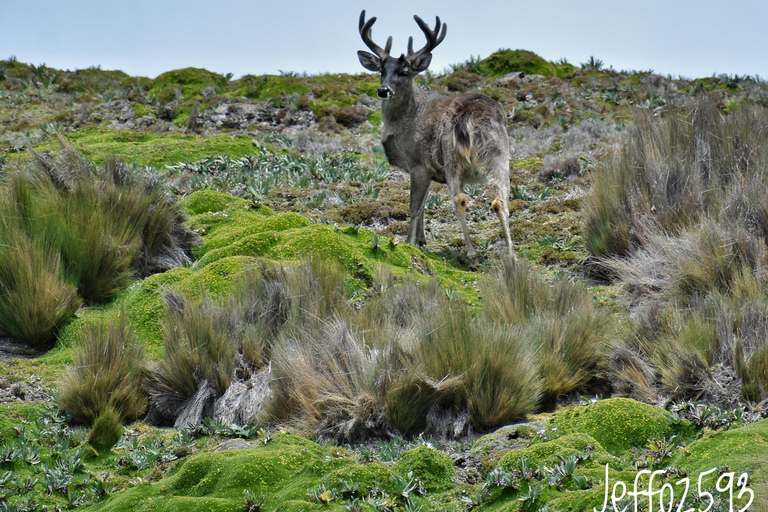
[{"left": 357, "top": 10, "right": 514, "bottom": 266}]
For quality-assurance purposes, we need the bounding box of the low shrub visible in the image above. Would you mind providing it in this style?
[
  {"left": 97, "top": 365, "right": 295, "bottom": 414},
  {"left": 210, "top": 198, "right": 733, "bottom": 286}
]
[{"left": 88, "top": 405, "right": 125, "bottom": 451}]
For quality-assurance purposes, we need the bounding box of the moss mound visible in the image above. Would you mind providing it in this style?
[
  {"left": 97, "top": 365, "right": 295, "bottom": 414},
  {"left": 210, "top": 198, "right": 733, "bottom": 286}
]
[
  {"left": 477, "top": 49, "right": 566, "bottom": 77},
  {"left": 149, "top": 67, "right": 228, "bottom": 101},
  {"left": 82, "top": 434, "right": 400, "bottom": 512},
  {"left": 548, "top": 398, "right": 685, "bottom": 455},
  {"left": 671, "top": 419, "right": 768, "bottom": 505},
  {"left": 497, "top": 432, "right": 612, "bottom": 471},
  {"left": 392, "top": 445, "right": 455, "bottom": 492},
  {"left": 181, "top": 190, "right": 475, "bottom": 298}
]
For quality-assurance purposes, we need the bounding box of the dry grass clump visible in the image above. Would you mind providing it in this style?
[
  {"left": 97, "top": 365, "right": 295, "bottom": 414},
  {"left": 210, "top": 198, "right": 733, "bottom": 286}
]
[
  {"left": 585, "top": 98, "right": 768, "bottom": 404},
  {"left": 584, "top": 98, "right": 768, "bottom": 260},
  {"left": 269, "top": 319, "right": 387, "bottom": 441},
  {"left": 481, "top": 257, "right": 611, "bottom": 403},
  {"left": 58, "top": 315, "right": 147, "bottom": 425},
  {"left": 410, "top": 299, "right": 542, "bottom": 432},
  {"left": 131, "top": 258, "right": 610, "bottom": 437}
]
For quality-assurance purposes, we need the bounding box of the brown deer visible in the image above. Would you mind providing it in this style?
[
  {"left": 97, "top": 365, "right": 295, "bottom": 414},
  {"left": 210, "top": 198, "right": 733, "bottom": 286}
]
[{"left": 357, "top": 10, "right": 514, "bottom": 265}]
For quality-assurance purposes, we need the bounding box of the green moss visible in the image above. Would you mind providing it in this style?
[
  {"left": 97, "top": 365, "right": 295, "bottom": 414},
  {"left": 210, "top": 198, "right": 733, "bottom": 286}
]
[
  {"left": 670, "top": 419, "right": 768, "bottom": 504},
  {"left": 193, "top": 210, "right": 310, "bottom": 259},
  {"left": 82, "top": 434, "right": 366, "bottom": 512},
  {"left": 149, "top": 68, "right": 228, "bottom": 102},
  {"left": 22, "top": 127, "right": 258, "bottom": 167},
  {"left": 498, "top": 433, "right": 612, "bottom": 471},
  {"left": 132, "top": 102, "right": 155, "bottom": 118},
  {"left": 548, "top": 398, "right": 687, "bottom": 455},
  {"left": 511, "top": 156, "right": 544, "bottom": 169},
  {"left": 477, "top": 49, "right": 557, "bottom": 77},
  {"left": 392, "top": 445, "right": 455, "bottom": 492},
  {"left": 180, "top": 190, "right": 253, "bottom": 216}
]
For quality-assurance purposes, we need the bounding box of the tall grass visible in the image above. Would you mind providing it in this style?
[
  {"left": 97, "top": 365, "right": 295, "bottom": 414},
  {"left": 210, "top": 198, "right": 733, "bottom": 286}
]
[
  {"left": 586, "top": 98, "right": 768, "bottom": 403},
  {"left": 481, "top": 257, "right": 611, "bottom": 402},
  {"left": 58, "top": 315, "right": 147, "bottom": 425},
  {"left": 269, "top": 320, "right": 387, "bottom": 441},
  {"left": 410, "top": 300, "right": 542, "bottom": 432},
  {"left": 145, "top": 292, "right": 237, "bottom": 424},
  {"left": 0, "top": 138, "right": 197, "bottom": 348},
  {"left": 0, "top": 188, "right": 81, "bottom": 348},
  {"left": 584, "top": 98, "right": 768, "bottom": 260}
]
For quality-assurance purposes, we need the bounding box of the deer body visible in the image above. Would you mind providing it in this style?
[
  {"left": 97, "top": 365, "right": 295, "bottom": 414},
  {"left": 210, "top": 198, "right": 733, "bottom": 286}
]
[{"left": 357, "top": 11, "right": 514, "bottom": 264}]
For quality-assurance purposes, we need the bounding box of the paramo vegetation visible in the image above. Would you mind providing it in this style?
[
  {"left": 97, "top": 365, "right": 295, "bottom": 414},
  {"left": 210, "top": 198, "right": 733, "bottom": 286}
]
[{"left": 1, "top": 50, "right": 767, "bottom": 511}]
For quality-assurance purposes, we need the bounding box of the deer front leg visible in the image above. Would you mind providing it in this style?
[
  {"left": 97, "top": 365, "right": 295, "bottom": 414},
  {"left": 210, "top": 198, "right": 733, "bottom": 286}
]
[{"left": 407, "top": 167, "right": 431, "bottom": 246}]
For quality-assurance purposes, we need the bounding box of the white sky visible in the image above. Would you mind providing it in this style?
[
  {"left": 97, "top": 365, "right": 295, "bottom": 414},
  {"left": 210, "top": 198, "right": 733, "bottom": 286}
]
[{"left": 2, "top": 0, "right": 766, "bottom": 80}]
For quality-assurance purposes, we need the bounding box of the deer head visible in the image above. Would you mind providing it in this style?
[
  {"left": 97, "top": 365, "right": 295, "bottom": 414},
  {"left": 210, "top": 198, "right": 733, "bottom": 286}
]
[{"left": 357, "top": 10, "right": 446, "bottom": 99}]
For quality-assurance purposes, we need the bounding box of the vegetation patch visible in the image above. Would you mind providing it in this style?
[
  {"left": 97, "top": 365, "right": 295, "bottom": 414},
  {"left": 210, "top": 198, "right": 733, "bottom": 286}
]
[
  {"left": 392, "top": 445, "right": 455, "bottom": 492},
  {"left": 548, "top": 398, "right": 688, "bottom": 455}
]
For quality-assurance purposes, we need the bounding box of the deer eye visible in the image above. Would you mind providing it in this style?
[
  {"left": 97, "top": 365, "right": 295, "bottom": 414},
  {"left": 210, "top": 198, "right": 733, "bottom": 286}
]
[{"left": 398, "top": 70, "right": 410, "bottom": 77}]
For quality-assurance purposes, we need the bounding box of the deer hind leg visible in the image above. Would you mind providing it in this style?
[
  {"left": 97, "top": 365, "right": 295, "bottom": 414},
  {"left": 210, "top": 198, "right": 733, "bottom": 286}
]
[
  {"left": 447, "top": 179, "right": 478, "bottom": 266},
  {"left": 491, "top": 196, "right": 515, "bottom": 259},
  {"left": 490, "top": 163, "right": 515, "bottom": 259}
]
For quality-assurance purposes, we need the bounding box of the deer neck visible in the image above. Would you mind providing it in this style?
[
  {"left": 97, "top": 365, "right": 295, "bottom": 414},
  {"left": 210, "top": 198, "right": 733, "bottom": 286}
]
[{"left": 381, "top": 84, "right": 425, "bottom": 135}]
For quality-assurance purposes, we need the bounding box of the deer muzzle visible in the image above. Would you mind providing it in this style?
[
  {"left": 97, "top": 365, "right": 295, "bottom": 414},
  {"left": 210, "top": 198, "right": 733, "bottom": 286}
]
[{"left": 377, "top": 85, "right": 394, "bottom": 99}]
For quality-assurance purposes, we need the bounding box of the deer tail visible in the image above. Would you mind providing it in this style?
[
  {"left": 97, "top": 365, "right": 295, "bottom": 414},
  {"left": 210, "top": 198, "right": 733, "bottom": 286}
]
[{"left": 452, "top": 112, "right": 473, "bottom": 165}]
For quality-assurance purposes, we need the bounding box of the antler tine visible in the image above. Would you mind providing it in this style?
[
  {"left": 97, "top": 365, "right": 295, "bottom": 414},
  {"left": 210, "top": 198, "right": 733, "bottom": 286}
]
[
  {"left": 359, "top": 10, "right": 391, "bottom": 60},
  {"left": 408, "top": 15, "right": 447, "bottom": 59}
]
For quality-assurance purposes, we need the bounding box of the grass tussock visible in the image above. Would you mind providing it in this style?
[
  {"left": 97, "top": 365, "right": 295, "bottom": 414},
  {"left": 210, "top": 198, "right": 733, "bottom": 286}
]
[
  {"left": 584, "top": 98, "right": 768, "bottom": 259},
  {"left": 145, "top": 292, "right": 238, "bottom": 424},
  {"left": 587, "top": 97, "right": 768, "bottom": 403},
  {"left": 411, "top": 300, "right": 542, "bottom": 431},
  {"left": 88, "top": 405, "right": 125, "bottom": 450},
  {"left": 144, "top": 257, "right": 611, "bottom": 437},
  {"left": 0, "top": 225, "right": 81, "bottom": 348},
  {"left": 0, "top": 138, "right": 198, "bottom": 348},
  {"left": 481, "top": 257, "right": 611, "bottom": 403},
  {"left": 269, "top": 319, "right": 387, "bottom": 441},
  {"left": 58, "top": 314, "right": 147, "bottom": 425}
]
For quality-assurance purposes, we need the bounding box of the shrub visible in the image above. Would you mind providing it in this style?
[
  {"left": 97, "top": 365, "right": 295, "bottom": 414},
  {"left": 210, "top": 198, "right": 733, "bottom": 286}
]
[{"left": 58, "top": 315, "right": 147, "bottom": 425}]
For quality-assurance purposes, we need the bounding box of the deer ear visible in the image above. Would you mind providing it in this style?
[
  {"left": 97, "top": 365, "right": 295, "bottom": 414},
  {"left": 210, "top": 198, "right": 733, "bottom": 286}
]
[
  {"left": 358, "top": 50, "right": 381, "bottom": 72},
  {"left": 410, "top": 52, "right": 432, "bottom": 73}
]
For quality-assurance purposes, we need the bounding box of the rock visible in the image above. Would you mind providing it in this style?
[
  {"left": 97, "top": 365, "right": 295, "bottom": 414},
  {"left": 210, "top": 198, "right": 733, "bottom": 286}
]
[
  {"left": 174, "top": 380, "right": 217, "bottom": 429},
  {"left": 213, "top": 439, "right": 252, "bottom": 452},
  {"left": 213, "top": 367, "right": 272, "bottom": 425}
]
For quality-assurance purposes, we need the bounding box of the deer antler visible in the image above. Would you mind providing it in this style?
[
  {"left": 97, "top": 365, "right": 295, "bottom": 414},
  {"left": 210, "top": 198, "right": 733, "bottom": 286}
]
[
  {"left": 359, "top": 10, "right": 392, "bottom": 61},
  {"left": 407, "top": 15, "right": 447, "bottom": 60}
]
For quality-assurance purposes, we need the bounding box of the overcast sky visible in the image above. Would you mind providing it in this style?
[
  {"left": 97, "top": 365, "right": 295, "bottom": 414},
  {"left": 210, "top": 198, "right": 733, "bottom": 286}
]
[{"left": 2, "top": 0, "right": 767, "bottom": 80}]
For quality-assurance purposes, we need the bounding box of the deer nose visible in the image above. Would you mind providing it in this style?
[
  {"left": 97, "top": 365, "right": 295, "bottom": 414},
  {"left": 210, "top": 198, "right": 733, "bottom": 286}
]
[{"left": 377, "top": 86, "right": 394, "bottom": 99}]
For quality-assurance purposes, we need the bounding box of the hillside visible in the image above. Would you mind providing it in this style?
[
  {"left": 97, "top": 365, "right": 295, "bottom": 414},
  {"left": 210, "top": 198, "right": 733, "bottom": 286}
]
[{"left": 1, "top": 50, "right": 767, "bottom": 511}]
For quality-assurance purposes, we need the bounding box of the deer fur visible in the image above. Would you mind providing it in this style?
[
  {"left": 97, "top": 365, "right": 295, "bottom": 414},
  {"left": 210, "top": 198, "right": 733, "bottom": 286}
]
[{"left": 357, "top": 10, "right": 514, "bottom": 264}]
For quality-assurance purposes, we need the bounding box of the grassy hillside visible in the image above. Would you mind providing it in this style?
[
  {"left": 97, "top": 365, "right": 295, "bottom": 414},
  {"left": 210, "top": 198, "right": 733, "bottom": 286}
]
[{"left": 1, "top": 50, "right": 767, "bottom": 511}]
